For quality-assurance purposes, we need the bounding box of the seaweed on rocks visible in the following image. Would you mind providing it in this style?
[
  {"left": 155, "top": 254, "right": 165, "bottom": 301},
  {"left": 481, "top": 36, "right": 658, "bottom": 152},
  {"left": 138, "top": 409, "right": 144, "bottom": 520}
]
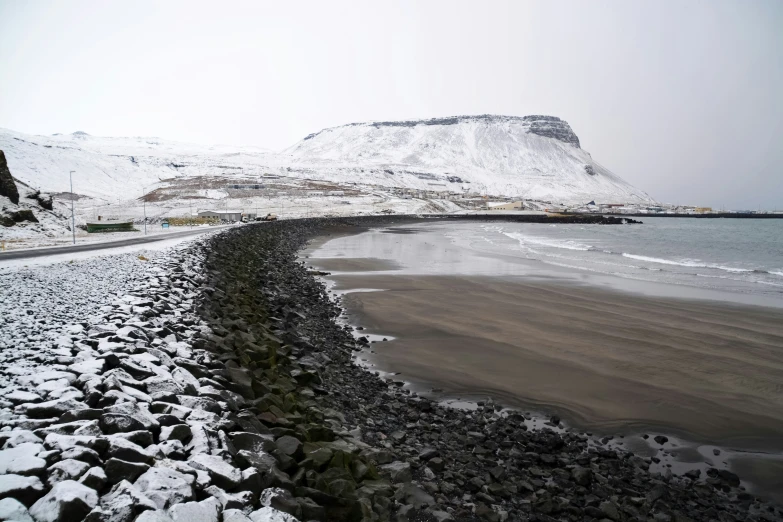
[{"left": 195, "top": 217, "right": 781, "bottom": 522}]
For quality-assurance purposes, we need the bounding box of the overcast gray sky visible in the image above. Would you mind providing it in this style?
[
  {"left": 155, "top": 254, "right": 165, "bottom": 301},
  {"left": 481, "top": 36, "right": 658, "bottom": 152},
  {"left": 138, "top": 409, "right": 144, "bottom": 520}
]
[{"left": 1, "top": 0, "right": 781, "bottom": 209}]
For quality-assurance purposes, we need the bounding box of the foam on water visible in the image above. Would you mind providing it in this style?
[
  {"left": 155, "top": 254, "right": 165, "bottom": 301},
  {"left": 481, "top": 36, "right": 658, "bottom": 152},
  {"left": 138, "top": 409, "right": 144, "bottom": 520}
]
[{"left": 470, "top": 218, "right": 783, "bottom": 303}]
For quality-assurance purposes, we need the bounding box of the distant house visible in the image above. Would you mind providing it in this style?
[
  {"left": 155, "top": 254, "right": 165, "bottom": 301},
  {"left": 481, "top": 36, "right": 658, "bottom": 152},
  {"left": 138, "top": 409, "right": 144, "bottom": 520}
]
[
  {"left": 487, "top": 201, "right": 524, "bottom": 211},
  {"left": 327, "top": 190, "right": 344, "bottom": 196},
  {"left": 86, "top": 217, "right": 133, "bottom": 233},
  {"left": 198, "top": 210, "right": 243, "bottom": 221},
  {"left": 307, "top": 191, "right": 324, "bottom": 197}
]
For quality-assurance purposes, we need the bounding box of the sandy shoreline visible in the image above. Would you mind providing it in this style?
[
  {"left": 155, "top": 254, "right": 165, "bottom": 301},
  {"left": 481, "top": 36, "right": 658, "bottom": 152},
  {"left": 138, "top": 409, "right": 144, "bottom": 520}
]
[
  {"left": 302, "top": 221, "right": 783, "bottom": 503},
  {"left": 329, "top": 272, "right": 783, "bottom": 448}
]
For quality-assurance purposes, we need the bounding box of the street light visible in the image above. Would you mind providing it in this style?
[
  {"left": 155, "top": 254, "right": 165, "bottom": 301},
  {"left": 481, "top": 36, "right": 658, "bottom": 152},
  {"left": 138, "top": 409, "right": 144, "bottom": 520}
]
[
  {"left": 69, "top": 171, "right": 76, "bottom": 245},
  {"left": 142, "top": 186, "right": 148, "bottom": 235}
]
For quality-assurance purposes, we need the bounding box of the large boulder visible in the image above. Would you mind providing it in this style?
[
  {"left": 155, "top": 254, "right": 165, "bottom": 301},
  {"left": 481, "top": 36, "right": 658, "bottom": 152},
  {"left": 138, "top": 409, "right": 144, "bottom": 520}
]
[
  {"left": 0, "top": 151, "right": 19, "bottom": 205},
  {"left": 0, "top": 474, "right": 45, "bottom": 507},
  {"left": 134, "top": 467, "right": 195, "bottom": 509},
  {"left": 0, "top": 498, "right": 34, "bottom": 522},
  {"left": 29, "top": 480, "right": 98, "bottom": 522},
  {"left": 84, "top": 480, "right": 156, "bottom": 522}
]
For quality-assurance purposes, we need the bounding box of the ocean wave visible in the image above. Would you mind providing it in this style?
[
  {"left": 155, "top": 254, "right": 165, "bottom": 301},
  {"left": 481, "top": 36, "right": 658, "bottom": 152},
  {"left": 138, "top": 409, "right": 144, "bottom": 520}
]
[
  {"left": 621, "top": 254, "right": 761, "bottom": 274},
  {"left": 503, "top": 232, "right": 592, "bottom": 251}
]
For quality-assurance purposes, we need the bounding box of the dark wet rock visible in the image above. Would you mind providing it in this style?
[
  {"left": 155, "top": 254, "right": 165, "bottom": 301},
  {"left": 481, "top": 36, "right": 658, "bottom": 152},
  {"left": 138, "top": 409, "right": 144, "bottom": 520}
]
[
  {"left": 707, "top": 468, "right": 741, "bottom": 487},
  {"left": 654, "top": 435, "right": 669, "bottom": 445},
  {"left": 160, "top": 424, "right": 192, "bottom": 443},
  {"left": 380, "top": 461, "right": 412, "bottom": 483},
  {"left": 274, "top": 435, "right": 302, "bottom": 458},
  {"left": 105, "top": 437, "right": 153, "bottom": 463},
  {"left": 104, "top": 458, "right": 150, "bottom": 484},
  {"left": 571, "top": 465, "right": 592, "bottom": 486},
  {"left": 229, "top": 432, "right": 275, "bottom": 454},
  {"left": 78, "top": 467, "right": 107, "bottom": 491},
  {"left": 394, "top": 483, "right": 434, "bottom": 509},
  {"left": 0, "top": 150, "right": 19, "bottom": 205}
]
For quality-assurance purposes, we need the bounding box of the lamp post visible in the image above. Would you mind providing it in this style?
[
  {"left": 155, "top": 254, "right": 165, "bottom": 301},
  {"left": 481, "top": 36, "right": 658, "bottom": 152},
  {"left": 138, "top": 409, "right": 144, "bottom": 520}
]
[
  {"left": 142, "top": 186, "right": 148, "bottom": 235},
  {"left": 69, "top": 171, "right": 76, "bottom": 244}
]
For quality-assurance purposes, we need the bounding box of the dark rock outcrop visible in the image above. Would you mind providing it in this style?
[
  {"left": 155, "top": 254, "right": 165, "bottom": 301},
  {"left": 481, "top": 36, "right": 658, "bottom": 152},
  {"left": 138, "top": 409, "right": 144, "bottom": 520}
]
[
  {"left": 304, "top": 114, "right": 582, "bottom": 147},
  {"left": 0, "top": 150, "right": 20, "bottom": 204},
  {"left": 30, "top": 190, "right": 54, "bottom": 210},
  {"left": 523, "top": 115, "right": 581, "bottom": 148},
  {"left": 9, "top": 210, "right": 38, "bottom": 224}
]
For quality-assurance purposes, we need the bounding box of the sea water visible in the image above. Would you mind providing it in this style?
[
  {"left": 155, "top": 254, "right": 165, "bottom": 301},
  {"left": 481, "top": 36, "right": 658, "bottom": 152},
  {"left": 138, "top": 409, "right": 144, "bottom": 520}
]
[
  {"left": 312, "top": 217, "right": 783, "bottom": 307},
  {"left": 459, "top": 217, "right": 783, "bottom": 302}
]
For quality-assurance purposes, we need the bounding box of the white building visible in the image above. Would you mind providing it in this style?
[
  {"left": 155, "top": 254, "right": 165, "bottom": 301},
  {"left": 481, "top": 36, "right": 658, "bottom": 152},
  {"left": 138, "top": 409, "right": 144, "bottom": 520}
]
[
  {"left": 198, "top": 210, "right": 243, "bottom": 221},
  {"left": 487, "top": 201, "right": 524, "bottom": 211}
]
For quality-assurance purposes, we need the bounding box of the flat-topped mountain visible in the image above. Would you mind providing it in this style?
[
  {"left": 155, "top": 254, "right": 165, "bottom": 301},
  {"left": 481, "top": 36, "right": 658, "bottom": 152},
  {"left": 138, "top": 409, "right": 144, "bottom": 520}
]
[
  {"left": 285, "top": 114, "right": 652, "bottom": 204},
  {"left": 304, "top": 114, "right": 582, "bottom": 148}
]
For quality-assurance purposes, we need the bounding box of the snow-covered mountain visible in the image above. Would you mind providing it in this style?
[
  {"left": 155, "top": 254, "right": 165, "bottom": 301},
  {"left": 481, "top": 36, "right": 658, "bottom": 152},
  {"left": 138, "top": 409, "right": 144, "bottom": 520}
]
[
  {"left": 0, "top": 115, "right": 653, "bottom": 205},
  {"left": 284, "top": 115, "right": 653, "bottom": 204},
  {"left": 0, "top": 128, "right": 271, "bottom": 200}
]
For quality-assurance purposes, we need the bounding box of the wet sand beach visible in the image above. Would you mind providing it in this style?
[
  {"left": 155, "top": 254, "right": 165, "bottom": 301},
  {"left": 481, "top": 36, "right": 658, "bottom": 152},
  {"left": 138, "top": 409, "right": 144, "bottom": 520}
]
[
  {"left": 303, "top": 221, "right": 783, "bottom": 502},
  {"left": 332, "top": 272, "right": 783, "bottom": 448}
]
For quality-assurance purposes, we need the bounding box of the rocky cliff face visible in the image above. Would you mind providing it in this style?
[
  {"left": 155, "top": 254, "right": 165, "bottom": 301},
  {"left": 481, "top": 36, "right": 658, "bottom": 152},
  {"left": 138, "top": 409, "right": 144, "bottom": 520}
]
[
  {"left": 0, "top": 150, "right": 20, "bottom": 204},
  {"left": 304, "top": 114, "right": 581, "bottom": 148},
  {"left": 523, "top": 115, "right": 581, "bottom": 148}
]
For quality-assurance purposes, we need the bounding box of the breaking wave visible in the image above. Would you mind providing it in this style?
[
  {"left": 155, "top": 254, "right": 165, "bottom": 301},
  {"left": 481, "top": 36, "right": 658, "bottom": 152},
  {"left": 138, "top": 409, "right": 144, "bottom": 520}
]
[
  {"left": 502, "top": 232, "right": 592, "bottom": 251},
  {"left": 620, "top": 254, "right": 766, "bottom": 274}
]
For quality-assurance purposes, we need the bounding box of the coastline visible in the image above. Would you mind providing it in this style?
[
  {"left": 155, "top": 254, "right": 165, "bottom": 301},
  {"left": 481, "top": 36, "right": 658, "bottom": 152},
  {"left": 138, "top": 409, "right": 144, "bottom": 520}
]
[
  {"left": 305, "top": 220, "right": 783, "bottom": 505},
  {"left": 3, "top": 216, "right": 777, "bottom": 522}
]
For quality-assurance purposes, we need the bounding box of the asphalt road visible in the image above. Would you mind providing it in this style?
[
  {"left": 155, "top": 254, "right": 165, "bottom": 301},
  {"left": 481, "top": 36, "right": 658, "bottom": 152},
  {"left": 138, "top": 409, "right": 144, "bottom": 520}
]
[{"left": 0, "top": 225, "right": 233, "bottom": 261}]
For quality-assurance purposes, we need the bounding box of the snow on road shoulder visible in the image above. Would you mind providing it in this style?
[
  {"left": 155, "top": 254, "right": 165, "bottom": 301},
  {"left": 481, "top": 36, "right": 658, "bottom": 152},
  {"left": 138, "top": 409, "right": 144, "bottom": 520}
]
[
  {"left": 0, "top": 237, "right": 299, "bottom": 520},
  {"left": 0, "top": 227, "right": 230, "bottom": 271}
]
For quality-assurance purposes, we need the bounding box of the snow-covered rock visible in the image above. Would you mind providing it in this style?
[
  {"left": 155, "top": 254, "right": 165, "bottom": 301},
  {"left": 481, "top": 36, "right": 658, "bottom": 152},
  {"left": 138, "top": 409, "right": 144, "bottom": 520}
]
[
  {"left": 134, "top": 467, "right": 195, "bottom": 510},
  {"left": 0, "top": 497, "right": 34, "bottom": 522},
  {"left": 0, "top": 474, "right": 45, "bottom": 506},
  {"left": 28, "top": 480, "right": 98, "bottom": 522}
]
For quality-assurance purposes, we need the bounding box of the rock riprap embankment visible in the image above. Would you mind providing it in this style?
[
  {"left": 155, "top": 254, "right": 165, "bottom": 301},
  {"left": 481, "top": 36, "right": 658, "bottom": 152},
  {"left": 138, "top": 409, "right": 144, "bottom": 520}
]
[
  {"left": 191, "top": 217, "right": 782, "bottom": 522},
  {"left": 0, "top": 241, "right": 299, "bottom": 521},
  {"left": 0, "top": 216, "right": 780, "bottom": 522}
]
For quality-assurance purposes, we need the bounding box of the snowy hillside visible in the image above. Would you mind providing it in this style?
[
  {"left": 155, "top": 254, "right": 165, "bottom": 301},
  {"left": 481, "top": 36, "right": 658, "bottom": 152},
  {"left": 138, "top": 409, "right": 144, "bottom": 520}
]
[
  {"left": 284, "top": 115, "right": 653, "bottom": 204},
  {"left": 0, "top": 128, "right": 272, "bottom": 200},
  {"left": 1, "top": 115, "right": 653, "bottom": 205}
]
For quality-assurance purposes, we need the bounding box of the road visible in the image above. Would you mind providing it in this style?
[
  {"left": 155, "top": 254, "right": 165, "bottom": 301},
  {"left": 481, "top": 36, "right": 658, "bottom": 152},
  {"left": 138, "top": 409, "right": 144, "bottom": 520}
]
[{"left": 0, "top": 225, "right": 233, "bottom": 261}]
